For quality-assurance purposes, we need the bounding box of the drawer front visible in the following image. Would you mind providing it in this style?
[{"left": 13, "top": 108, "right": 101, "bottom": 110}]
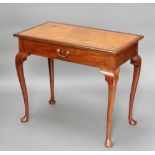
[{"left": 21, "top": 39, "right": 115, "bottom": 69}]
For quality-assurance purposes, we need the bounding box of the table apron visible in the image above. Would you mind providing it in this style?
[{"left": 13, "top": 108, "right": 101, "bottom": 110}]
[{"left": 19, "top": 39, "right": 117, "bottom": 69}]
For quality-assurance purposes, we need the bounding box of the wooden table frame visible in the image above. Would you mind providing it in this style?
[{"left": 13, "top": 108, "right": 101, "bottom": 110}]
[{"left": 14, "top": 22, "right": 143, "bottom": 147}]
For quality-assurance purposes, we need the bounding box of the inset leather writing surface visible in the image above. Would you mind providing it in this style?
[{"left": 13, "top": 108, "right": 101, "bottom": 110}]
[{"left": 14, "top": 22, "right": 143, "bottom": 54}]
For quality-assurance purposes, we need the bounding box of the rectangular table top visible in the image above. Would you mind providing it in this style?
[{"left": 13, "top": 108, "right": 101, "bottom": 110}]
[{"left": 14, "top": 21, "right": 143, "bottom": 54}]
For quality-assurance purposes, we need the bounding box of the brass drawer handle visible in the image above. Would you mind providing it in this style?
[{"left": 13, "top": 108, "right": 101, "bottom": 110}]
[{"left": 56, "top": 49, "right": 69, "bottom": 58}]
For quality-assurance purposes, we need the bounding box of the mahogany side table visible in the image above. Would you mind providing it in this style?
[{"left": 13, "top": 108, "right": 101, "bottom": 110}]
[{"left": 14, "top": 22, "right": 143, "bottom": 147}]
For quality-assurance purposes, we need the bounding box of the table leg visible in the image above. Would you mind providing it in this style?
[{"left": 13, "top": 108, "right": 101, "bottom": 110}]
[
  {"left": 128, "top": 55, "right": 141, "bottom": 125},
  {"left": 101, "top": 68, "right": 120, "bottom": 148},
  {"left": 48, "top": 58, "right": 55, "bottom": 104},
  {"left": 15, "top": 52, "right": 29, "bottom": 122}
]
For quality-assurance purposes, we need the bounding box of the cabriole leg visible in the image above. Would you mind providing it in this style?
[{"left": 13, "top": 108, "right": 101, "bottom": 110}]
[
  {"left": 48, "top": 58, "right": 55, "bottom": 104},
  {"left": 101, "top": 68, "right": 120, "bottom": 148},
  {"left": 15, "top": 52, "right": 29, "bottom": 122},
  {"left": 128, "top": 55, "right": 141, "bottom": 125}
]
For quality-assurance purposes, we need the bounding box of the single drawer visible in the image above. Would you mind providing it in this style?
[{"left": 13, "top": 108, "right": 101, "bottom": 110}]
[{"left": 21, "top": 39, "right": 116, "bottom": 69}]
